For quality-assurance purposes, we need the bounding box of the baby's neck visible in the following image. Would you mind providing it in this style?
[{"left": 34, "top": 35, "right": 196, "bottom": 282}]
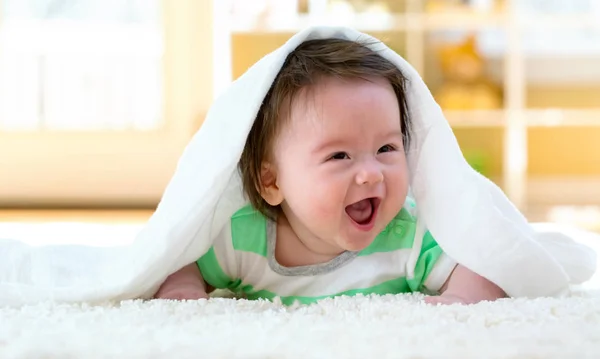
[{"left": 274, "top": 214, "right": 345, "bottom": 268}]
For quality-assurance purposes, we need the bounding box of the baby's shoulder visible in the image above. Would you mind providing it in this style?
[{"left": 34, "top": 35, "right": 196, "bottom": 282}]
[
  {"left": 230, "top": 204, "right": 268, "bottom": 226},
  {"left": 230, "top": 204, "right": 266, "bottom": 230},
  {"left": 231, "top": 203, "right": 263, "bottom": 221},
  {"left": 229, "top": 204, "right": 269, "bottom": 244}
]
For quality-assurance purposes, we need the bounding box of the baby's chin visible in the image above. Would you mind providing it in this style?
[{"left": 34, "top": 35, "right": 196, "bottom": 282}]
[
  {"left": 341, "top": 218, "right": 391, "bottom": 250},
  {"left": 337, "top": 234, "right": 378, "bottom": 252}
]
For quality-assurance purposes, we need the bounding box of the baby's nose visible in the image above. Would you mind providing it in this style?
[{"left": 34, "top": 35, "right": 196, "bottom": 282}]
[{"left": 356, "top": 163, "right": 384, "bottom": 185}]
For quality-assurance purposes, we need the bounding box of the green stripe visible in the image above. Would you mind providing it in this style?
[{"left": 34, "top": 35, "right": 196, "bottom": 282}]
[
  {"left": 196, "top": 247, "right": 238, "bottom": 289},
  {"left": 358, "top": 208, "right": 416, "bottom": 256},
  {"left": 242, "top": 278, "right": 411, "bottom": 306},
  {"left": 230, "top": 205, "right": 268, "bottom": 256},
  {"left": 405, "top": 230, "right": 444, "bottom": 292}
]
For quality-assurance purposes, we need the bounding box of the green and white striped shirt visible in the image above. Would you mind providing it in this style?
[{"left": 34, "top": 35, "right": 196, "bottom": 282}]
[{"left": 197, "top": 199, "right": 456, "bottom": 305}]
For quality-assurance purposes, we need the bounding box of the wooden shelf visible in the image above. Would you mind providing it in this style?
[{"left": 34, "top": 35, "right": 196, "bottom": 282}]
[
  {"left": 421, "top": 12, "right": 506, "bottom": 31},
  {"left": 231, "top": 12, "right": 600, "bottom": 34},
  {"left": 444, "top": 109, "right": 600, "bottom": 128},
  {"left": 526, "top": 109, "right": 600, "bottom": 127},
  {"left": 526, "top": 176, "right": 600, "bottom": 207},
  {"left": 230, "top": 12, "right": 506, "bottom": 34},
  {"left": 444, "top": 110, "right": 505, "bottom": 127},
  {"left": 520, "top": 14, "right": 600, "bottom": 30},
  {"left": 231, "top": 13, "right": 401, "bottom": 33}
]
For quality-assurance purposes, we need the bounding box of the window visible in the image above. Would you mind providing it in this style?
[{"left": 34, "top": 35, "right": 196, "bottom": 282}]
[
  {"left": 0, "top": 0, "right": 215, "bottom": 206},
  {"left": 0, "top": 0, "right": 163, "bottom": 131}
]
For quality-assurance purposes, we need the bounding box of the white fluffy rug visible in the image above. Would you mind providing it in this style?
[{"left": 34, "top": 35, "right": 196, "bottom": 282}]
[
  {"left": 1, "top": 221, "right": 600, "bottom": 358},
  {"left": 2, "top": 290, "right": 600, "bottom": 359}
]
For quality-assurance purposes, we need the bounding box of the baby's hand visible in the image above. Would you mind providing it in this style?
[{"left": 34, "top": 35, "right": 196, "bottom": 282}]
[{"left": 154, "top": 282, "right": 209, "bottom": 301}]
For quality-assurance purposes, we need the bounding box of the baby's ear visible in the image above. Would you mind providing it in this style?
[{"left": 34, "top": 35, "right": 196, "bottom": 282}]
[{"left": 260, "top": 162, "right": 283, "bottom": 206}]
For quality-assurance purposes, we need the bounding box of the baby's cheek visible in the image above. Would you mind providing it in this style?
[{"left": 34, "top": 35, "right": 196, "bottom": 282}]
[
  {"left": 385, "top": 170, "right": 409, "bottom": 210},
  {"left": 293, "top": 168, "right": 344, "bottom": 218},
  {"left": 287, "top": 178, "right": 324, "bottom": 212},
  {"left": 314, "top": 187, "right": 344, "bottom": 216},
  {"left": 388, "top": 168, "right": 409, "bottom": 193}
]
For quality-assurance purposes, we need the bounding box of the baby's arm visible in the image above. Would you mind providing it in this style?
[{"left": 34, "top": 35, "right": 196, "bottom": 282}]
[
  {"left": 425, "top": 264, "right": 507, "bottom": 305},
  {"left": 154, "top": 263, "right": 211, "bottom": 300}
]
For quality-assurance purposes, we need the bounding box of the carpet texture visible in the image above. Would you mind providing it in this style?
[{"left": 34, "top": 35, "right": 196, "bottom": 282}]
[{"left": 2, "top": 290, "right": 600, "bottom": 359}]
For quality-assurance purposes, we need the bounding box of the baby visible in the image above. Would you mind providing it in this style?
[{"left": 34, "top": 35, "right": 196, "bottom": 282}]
[{"left": 154, "top": 38, "right": 506, "bottom": 305}]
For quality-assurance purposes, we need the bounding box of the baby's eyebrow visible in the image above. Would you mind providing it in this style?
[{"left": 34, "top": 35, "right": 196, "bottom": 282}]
[
  {"left": 383, "top": 130, "right": 404, "bottom": 139},
  {"left": 312, "top": 139, "right": 346, "bottom": 154}
]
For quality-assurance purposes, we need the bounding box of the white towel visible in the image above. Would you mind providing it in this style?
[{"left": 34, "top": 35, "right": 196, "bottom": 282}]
[{"left": 0, "top": 26, "right": 597, "bottom": 306}]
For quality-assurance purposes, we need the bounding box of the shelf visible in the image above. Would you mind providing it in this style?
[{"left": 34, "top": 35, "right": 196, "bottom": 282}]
[
  {"left": 444, "top": 110, "right": 505, "bottom": 127},
  {"left": 520, "top": 14, "right": 600, "bottom": 30},
  {"left": 231, "top": 12, "right": 600, "bottom": 34},
  {"left": 231, "top": 12, "right": 506, "bottom": 34},
  {"left": 231, "top": 13, "right": 399, "bottom": 34},
  {"left": 526, "top": 176, "right": 600, "bottom": 207},
  {"left": 526, "top": 109, "right": 600, "bottom": 127},
  {"left": 421, "top": 12, "right": 506, "bottom": 31},
  {"left": 444, "top": 109, "right": 600, "bottom": 128}
]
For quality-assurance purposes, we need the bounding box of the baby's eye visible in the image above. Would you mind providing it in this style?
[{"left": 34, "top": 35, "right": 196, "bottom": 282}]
[
  {"left": 329, "top": 152, "right": 349, "bottom": 160},
  {"left": 378, "top": 144, "right": 396, "bottom": 154}
]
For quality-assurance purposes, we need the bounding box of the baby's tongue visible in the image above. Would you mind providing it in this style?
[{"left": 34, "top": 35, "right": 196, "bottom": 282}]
[{"left": 345, "top": 199, "right": 372, "bottom": 224}]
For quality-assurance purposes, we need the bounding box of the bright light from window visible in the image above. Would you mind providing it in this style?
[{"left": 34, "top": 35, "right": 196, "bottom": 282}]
[{"left": 0, "top": 0, "right": 163, "bottom": 132}]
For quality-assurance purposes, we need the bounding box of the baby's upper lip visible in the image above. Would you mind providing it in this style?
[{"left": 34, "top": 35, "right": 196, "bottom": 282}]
[
  {"left": 346, "top": 196, "right": 382, "bottom": 207},
  {"left": 370, "top": 197, "right": 382, "bottom": 208}
]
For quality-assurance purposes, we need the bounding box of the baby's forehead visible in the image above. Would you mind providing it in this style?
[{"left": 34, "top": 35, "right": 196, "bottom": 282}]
[
  {"left": 284, "top": 90, "right": 333, "bottom": 134},
  {"left": 286, "top": 76, "right": 396, "bottom": 121}
]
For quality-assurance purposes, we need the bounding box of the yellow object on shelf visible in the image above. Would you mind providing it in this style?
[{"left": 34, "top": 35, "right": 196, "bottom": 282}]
[{"left": 434, "top": 34, "right": 503, "bottom": 111}]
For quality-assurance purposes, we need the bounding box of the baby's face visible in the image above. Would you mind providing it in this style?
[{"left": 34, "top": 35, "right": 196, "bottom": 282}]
[{"left": 271, "top": 76, "right": 409, "bottom": 253}]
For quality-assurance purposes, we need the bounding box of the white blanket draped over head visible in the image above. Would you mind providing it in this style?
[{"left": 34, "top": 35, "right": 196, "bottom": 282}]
[{"left": 0, "top": 26, "right": 597, "bottom": 306}]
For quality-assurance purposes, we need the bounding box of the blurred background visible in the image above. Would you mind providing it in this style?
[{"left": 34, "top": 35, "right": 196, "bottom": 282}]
[{"left": 0, "top": 0, "right": 599, "bottom": 233}]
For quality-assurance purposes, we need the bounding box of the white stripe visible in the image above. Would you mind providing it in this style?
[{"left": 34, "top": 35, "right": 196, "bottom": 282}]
[
  {"left": 211, "top": 222, "right": 238, "bottom": 280},
  {"left": 406, "top": 217, "right": 426, "bottom": 279},
  {"left": 423, "top": 252, "right": 457, "bottom": 293},
  {"left": 236, "top": 249, "right": 413, "bottom": 297}
]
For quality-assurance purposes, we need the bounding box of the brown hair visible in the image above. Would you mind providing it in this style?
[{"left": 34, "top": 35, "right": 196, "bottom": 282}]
[{"left": 238, "top": 38, "right": 412, "bottom": 220}]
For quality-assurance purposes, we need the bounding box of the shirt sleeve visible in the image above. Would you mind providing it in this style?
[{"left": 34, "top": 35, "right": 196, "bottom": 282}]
[
  {"left": 196, "top": 221, "right": 240, "bottom": 290},
  {"left": 406, "top": 230, "right": 457, "bottom": 294}
]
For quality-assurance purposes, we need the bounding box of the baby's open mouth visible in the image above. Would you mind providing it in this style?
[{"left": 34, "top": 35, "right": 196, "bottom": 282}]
[{"left": 345, "top": 198, "right": 380, "bottom": 225}]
